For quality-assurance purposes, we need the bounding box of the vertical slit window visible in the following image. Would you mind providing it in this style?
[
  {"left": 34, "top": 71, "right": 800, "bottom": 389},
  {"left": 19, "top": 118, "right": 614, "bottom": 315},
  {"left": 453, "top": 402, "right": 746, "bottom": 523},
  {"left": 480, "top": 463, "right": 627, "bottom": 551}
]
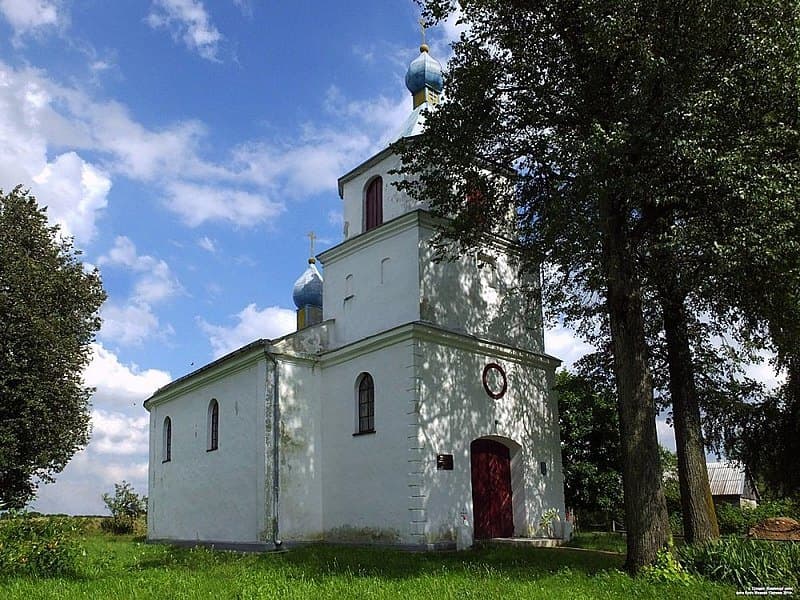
[
  {"left": 357, "top": 373, "right": 375, "bottom": 433},
  {"left": 208, "top": 399, "right": 219, "bottom": 451},
  {"left": 162, "top": 417, "right": 172, "bottom": 462}
]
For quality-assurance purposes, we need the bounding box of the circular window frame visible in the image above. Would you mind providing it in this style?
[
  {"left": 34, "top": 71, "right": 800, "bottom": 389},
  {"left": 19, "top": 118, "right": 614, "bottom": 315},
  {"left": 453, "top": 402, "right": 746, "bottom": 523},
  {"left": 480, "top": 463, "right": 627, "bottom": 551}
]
[{"left": 482, "top": 362, "right": 507, "bottom": 400}]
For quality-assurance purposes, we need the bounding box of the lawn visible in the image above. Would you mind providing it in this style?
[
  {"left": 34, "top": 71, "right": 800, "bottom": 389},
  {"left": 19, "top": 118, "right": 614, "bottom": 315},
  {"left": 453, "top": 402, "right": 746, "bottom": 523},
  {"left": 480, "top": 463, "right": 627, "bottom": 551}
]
[{"left": 0, "top": 532, "right": 735, "bottom": 599}]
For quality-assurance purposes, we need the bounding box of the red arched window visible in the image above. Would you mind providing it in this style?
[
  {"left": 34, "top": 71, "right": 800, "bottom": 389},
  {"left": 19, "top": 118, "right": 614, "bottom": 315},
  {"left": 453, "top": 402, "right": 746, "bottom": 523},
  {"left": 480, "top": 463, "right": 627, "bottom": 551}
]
[{"left": 365, "top": 177, "right": 383, "bottom": 231}]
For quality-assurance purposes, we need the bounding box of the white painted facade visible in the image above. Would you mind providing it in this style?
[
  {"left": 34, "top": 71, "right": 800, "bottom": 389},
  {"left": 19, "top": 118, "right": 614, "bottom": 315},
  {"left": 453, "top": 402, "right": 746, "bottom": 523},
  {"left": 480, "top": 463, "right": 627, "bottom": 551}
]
[{"left": 145, "top": 82, "right": 567, "bottom": 550}]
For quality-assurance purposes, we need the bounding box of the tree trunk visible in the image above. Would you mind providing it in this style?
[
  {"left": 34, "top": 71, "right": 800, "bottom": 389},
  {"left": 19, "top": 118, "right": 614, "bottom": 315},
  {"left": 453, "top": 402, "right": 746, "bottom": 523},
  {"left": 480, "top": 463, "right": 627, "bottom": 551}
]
[
  {"left": 599, "top": 194, "right": 670, "bottom": 573},
  {"left": 660, "top": 277, "right": 719, "bottom": 543}
]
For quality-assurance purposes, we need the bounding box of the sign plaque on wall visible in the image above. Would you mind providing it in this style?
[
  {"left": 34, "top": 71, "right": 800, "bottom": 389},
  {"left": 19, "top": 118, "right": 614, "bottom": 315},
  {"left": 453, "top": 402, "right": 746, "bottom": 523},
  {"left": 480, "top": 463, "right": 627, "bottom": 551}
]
[{"left": 436, "top": 454, "right": 454, "bottom": 470}]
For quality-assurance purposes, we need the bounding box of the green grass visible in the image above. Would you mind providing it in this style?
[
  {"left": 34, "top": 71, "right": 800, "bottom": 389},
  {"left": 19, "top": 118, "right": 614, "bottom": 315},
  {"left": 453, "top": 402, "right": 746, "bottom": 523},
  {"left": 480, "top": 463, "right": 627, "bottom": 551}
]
[
  {"left": 565, "top": 532, "right": 627, "bottom": 554},
  {"left": 0, "top": 532, "right": 734, "bottom": 599}
]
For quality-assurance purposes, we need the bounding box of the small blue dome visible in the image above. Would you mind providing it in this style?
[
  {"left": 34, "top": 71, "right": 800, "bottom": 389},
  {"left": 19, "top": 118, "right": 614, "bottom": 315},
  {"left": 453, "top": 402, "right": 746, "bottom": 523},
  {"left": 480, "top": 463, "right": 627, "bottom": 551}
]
[
  {"left": 292, "top": 260, "right": 323, "bottom": 309},
  {"left": 405, "top": 45, "right": 443, "bottom": 95}
]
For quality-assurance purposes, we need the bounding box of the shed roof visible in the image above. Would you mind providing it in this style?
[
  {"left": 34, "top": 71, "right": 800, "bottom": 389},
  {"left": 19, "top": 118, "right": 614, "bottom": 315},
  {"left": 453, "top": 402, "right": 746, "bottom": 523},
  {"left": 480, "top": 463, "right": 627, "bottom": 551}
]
[{"left": 707, "top": 462, "right": 748, "bottom": 497}]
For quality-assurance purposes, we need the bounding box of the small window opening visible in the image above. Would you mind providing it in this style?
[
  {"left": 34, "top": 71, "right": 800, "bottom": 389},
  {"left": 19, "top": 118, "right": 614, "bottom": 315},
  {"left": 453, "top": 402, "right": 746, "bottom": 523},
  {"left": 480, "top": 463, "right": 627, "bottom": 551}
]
[
  {"left": 356, "top": 373, "right": 375, "bottom": 434},
  {"left": 162, "top": 416, "right": 172, "bottom": 462},
  {"left": 207, "top": 399, "right": 219, "bottom": 451}
]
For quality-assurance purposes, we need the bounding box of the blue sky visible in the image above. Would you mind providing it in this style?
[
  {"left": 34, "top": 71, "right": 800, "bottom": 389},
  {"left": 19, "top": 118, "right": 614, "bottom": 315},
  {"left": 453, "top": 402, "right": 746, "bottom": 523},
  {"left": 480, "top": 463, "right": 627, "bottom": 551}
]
[{"left": 1, "top": 0, "right": 777, "bottom": 515}]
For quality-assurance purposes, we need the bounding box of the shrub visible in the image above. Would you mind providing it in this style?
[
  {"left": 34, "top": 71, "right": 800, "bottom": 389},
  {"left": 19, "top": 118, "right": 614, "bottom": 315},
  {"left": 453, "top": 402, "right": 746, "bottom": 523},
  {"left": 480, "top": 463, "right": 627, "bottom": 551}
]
[
  {"left": 640, "top": 543, "right": 696, "bottom": 585},
  {"left": 0, "top": 512, "right": 83, "bottom": 577},
  {"left": 679, "top": 537, "right": 800, "bottom": 590},
  {"left": 102, "top": 481, "right": 147, "bottom": 534},
  {"left": 716, "top": 499, "right": 800, "bottom": 535}
]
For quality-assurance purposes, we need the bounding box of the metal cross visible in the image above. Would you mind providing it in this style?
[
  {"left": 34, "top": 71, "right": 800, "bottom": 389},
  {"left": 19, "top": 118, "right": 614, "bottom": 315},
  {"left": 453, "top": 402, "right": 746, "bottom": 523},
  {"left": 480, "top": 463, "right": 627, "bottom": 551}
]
[
  {"left": 307, "top": 231, "right": 316, "bottom": 257},
  {"left": 419, "top": 17, "right": 427, "bottom": 47}
]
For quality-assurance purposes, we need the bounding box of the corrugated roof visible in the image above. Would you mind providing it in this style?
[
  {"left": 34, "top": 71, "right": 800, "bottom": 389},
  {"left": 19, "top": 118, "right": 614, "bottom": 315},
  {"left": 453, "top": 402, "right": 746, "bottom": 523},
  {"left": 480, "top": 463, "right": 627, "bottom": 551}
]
[{"left": 706, "top": 462, "right": 746, "bottom": 497}]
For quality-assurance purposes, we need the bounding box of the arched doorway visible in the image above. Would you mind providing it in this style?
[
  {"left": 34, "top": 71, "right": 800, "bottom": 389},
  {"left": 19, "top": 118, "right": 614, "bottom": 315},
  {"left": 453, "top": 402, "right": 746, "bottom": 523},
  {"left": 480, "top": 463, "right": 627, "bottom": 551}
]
[{"left": 470, "top": 438, "right": 514, "bottom": 538}]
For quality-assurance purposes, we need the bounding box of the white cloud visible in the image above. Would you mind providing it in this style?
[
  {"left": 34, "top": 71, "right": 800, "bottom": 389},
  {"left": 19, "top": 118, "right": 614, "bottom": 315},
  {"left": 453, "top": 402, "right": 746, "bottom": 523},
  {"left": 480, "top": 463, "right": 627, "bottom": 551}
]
[
  {"left": 97, "top": 237, "right": 181, "bottom": 346},
  {"left": 90, "top": 409, "right": 150, "bottom": 455},
  {"left": 198, "top": 236, "right": 216, "bottom": 253},
  {"left": 199, "top": 303, "right": 296, "bottom": 358},
  {"left": 32, "top": 342, "right": 169, "bottom": 514},
  {"left": 656, "top": 417, "right": 677, "bottom": 452},
  {"left": 84, "top": 342, "right": 172, "bottom": 407},
  {"left": 544, "top": 325, "right": 595, "bottom": 369},
  {"left": 32, "top": 151, "right": 111, "bottom": 243},
  {"left": 164, "top": 181, "right": 284, "bottom": 227},
  {"left": 0, "top": 0, "right": 62, "bottom": 39},
  {"left": 146, "top": 0, "right": 222, "bottom": 61},
  {"left": 99, "top": 302, "right": 161, "bottom": 346},
  {"left": 99, "top": 236, "right": 182, "bottom": 304}
]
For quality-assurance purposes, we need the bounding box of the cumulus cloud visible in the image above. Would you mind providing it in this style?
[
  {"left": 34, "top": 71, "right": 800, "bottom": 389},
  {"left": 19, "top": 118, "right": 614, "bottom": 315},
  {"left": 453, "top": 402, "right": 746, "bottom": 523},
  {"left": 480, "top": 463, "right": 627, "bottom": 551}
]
[
  {"left": 199, "top": 303, "right": 296, "bottom": 358},
  {"left": 32, "top": 342, "right": 170, "bottom": 515},
  {"left": 97, "top": 237, "right": 181, "bottom": 345},
  {"left": 0, "top": 57, "right": 412, "bottom": 233},
  {"left": 84, "top": 342, "right": 172, "bottom": 407},
  {"left": 544, "top": 325, "right": 595, "bottom": 369},
  {"left": 164, "top": 182, "right": 284, "bottom": 227},
  {"left": 146, "top": 0, "right": 222, "bottom": 61},
  {"left": 0, "top": 0, "right": 62, "bottom": 40}
]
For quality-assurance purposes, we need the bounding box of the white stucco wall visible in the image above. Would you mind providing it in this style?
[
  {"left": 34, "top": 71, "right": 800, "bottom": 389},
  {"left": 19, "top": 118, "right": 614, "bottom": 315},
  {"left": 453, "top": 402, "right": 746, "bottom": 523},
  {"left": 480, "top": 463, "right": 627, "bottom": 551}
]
[
  {"left": 319, "top": 339, "right": 418, "bottom": 544},
  {"left": 413, "top": 336, "right": 565, "bottom": 545},
  {"left": 418, "top": 223, "right": 544, "bottom": 353},
  {"left": 274, "top": 357, "right": 324, "bottom": 541},
  {"left": 147, "top": 351, "right": 268, "bottom": 543},
  {"left": 320, "top": 215, "right": 421, "bottom": 347}
]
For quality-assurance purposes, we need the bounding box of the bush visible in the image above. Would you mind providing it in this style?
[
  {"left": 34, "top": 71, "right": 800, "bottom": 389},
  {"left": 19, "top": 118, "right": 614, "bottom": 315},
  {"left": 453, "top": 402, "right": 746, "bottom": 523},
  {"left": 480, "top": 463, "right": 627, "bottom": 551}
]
[
  {"left": 679, "top": 537, "right": 800, "bottom": 590},
  {"left": 716, "top": 499, "right": 800, "bottom": 535},
  {"left": 102, "top": 481, "right": 146, "bottom": 534},
  {"left": 0, "top": 513, "right": 83, "bottom": 577}
]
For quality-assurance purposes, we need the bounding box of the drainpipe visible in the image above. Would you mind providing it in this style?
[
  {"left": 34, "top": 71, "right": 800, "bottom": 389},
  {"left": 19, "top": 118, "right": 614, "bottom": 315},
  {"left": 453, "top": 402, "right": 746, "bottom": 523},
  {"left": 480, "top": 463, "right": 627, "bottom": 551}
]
[{"left": 264, "top": 345, "right": 281, "bottom": 549}]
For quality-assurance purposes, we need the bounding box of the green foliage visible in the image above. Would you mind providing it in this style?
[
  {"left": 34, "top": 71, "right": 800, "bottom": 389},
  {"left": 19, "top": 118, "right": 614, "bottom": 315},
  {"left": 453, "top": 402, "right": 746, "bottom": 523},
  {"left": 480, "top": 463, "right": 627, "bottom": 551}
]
[
  {"left": 101, "top": 481, "right": 147, "bottom": 534},
  {"left": 640, "top": 545, "right": 695, "bottom": 586},
  {"left": 0, "top": 512, "right": 83, "bottom": 577},
  {"left": 715, "top": 500, "right": 800, "bottom": 536},
  {"left": 0, "top": 186, "right": 106, "bottom": 507},
  {"left": 679, "top": 537, "right": 800, "bottom": 590},
  {"left": 555, "top": 370, "right": 624, "bottom": 527}
]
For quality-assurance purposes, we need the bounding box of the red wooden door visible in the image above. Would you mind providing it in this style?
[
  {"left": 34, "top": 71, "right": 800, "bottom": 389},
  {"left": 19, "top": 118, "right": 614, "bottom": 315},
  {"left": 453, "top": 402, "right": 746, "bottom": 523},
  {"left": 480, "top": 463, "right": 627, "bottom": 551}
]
[{"left": 470, "top": 439, "right": 513, "bottom": 539}]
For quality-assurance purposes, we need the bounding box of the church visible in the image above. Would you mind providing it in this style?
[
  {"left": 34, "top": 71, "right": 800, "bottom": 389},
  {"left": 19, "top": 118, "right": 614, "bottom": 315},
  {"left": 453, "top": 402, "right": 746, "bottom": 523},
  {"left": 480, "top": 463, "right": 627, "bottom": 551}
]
[{"left": 144, "top": 42, "right": 567, "bottom": 551}]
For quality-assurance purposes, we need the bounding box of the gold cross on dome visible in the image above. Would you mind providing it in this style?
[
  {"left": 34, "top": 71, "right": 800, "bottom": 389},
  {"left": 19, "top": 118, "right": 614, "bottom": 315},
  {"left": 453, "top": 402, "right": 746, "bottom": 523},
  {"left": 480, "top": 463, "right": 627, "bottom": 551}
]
[{"left": 307, "top": 231, "right": 316, "bottom": 257}]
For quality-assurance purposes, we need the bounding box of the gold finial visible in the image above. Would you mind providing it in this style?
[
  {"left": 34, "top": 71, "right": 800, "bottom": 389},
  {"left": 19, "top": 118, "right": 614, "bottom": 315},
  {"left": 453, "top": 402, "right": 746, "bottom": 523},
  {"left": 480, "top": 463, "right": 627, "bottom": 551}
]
[
  {"left": 419, "top": 18, "right": 429, "bottom": 53},
  {"left": 307, "top": 231, "right": 316, "bottom": 264}
]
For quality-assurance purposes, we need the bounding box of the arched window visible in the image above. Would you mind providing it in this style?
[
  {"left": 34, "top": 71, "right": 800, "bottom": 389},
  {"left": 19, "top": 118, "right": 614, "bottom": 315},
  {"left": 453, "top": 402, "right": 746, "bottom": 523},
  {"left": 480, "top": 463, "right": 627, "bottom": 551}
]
[
  {"left": 162, "top": 416, "right": 172, "bottom": 462},
  {"left": 364, "top": 177, "right": 383, "bottom": 231},
  {"left": 356, "top": 373, "right": 375, "bottom": 434},
  {"left": 207, "top": 399, "right": 219, "bottom": 451}
]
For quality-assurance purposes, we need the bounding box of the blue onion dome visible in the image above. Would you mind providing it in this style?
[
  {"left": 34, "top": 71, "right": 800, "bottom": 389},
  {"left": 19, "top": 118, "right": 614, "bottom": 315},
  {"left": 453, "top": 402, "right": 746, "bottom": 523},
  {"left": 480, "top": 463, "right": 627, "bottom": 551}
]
[
  {"left": 292, "top": 259, "right": 323, "bottom": 309},
  {"left": 405, "top": 44, "right": 444, "bottom": 95}
]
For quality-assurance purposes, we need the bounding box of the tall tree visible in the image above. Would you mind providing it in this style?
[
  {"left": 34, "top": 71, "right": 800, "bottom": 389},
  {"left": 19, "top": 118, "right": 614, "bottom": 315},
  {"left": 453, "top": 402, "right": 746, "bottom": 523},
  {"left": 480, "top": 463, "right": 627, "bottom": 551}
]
[
  {"left": 398, "top": 0, "right": 799, "bottom": 569},
  {"left": 0, "top": 186, "right": 106, "bottom": 507},
  {"left": 555, "top": 369, "right": 623, "bottom": 527}
]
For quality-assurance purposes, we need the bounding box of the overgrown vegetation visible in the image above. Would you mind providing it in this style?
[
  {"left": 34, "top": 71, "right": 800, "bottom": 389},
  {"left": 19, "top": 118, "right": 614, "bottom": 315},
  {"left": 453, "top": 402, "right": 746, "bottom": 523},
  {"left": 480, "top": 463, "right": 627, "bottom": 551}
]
[
  {"left": 679, "top": 537, "right": 800, "bottom": 590},
  {"left": 715, "top": 500, "right": 800, "bottom": 536},
  {"left": 101, "top": 481, "right": 147, "bottom": 534},
  {"left": 0, "top": 513, "right": 84, "bottom": 577}
]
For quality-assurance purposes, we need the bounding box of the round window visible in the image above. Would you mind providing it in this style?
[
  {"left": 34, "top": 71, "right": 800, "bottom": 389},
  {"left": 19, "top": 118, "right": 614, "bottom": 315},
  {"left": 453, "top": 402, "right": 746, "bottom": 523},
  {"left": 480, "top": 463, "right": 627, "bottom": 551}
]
[{"left": 482, "top": 362, "right": 507, "bottom": 400}]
